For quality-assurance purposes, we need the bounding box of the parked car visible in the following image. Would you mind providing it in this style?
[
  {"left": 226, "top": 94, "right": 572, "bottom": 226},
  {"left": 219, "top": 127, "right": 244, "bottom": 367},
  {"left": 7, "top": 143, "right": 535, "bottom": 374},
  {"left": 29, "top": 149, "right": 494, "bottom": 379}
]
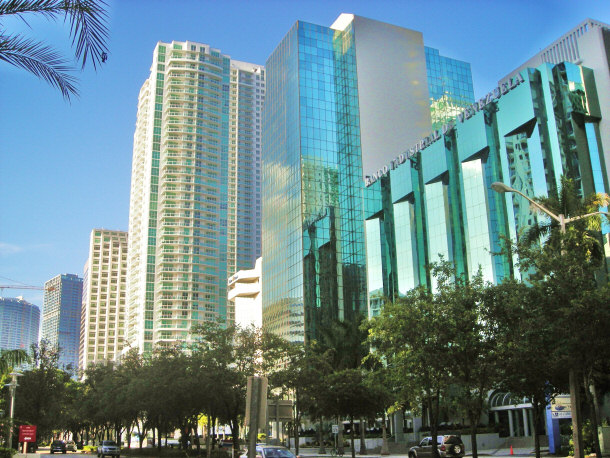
[
  {"left": 50, "top": 440, "right": 67, "bottom": 454},
  {"left": 409, "top": 435, "right": 465, "bottom": 458},
  {"left": 240, "top": 445, "right": 297, "bottom": 458},
  {"left": 66, "top": 440, "right": 77, "bottom": 452},
  {"left": 97, "top": 440, "right": 120, "bottom": 458}
]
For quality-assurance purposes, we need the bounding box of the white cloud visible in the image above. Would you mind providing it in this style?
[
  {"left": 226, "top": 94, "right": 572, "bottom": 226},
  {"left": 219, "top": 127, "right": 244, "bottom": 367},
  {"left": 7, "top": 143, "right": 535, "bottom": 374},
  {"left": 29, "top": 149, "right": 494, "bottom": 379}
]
[{"left": 0, "top": 242, "right": 23, "bottom": 256}]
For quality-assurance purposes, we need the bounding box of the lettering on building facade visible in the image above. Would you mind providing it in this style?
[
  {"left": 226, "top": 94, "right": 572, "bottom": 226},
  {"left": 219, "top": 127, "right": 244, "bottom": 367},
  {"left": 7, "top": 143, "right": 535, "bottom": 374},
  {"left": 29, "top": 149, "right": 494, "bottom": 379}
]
[{"left": 365, "top": 72, "right": 525, "bottom": 187}]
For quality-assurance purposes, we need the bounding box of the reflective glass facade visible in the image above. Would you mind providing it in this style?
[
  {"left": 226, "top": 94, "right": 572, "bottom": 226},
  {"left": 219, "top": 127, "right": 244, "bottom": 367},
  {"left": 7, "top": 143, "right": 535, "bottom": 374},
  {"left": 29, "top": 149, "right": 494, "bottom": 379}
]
[
  {"left": 364, "top": 62, "right": 609, "bottom": 307},
  {"left": 426, "top": 47, "right": 475, "bottom": 130},
  {"left": 42, "top": 273, "right": 83, "bottom": 371},
  {"left": 0, "top": 297, "right": 39, "bottom": 351},
  {"left": 263, "top": 21, "right": 367, "bottom": 343}
]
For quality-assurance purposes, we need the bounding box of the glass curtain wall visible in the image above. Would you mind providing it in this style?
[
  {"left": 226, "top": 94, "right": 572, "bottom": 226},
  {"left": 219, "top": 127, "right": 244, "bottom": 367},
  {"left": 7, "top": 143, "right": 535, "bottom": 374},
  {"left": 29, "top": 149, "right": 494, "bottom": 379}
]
[{"left": 262, "top": 22, "right": 367, "bottom": 343}]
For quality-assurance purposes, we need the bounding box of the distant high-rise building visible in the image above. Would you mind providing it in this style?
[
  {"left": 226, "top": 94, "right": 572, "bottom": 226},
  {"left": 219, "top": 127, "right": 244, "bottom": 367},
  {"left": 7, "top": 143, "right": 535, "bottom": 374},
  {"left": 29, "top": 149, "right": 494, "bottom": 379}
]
[
  {"left": 127, "top": 41, "right": 264, "bottom": 352},
  {"left": 79, "top": 229, "right": 128, "bottom": 371},
  {"left": 41, "top": 274, "right": 83, "bottom": 371},
  {"left": 0, "top": 296, "right": 39, "bottom": 351},
  {"left": 262, "top": 14, "right": 473, "bottom": 344},
  {"left": 227, "top": 257, "right": 262, "bottom": 328}
]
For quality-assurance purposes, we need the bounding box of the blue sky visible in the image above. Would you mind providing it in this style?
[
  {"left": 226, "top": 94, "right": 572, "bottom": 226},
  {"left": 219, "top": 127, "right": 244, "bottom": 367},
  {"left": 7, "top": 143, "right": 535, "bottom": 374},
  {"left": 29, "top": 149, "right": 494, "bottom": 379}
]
[{"left": 1, "top": 0, "right": 609, "bottom": 307}]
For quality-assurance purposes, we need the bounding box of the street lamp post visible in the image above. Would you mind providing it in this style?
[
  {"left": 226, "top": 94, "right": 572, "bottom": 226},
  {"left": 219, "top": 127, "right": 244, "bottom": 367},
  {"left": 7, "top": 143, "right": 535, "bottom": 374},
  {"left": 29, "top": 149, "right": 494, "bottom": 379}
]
[
  {"left": 5, "top": 372, "right": 22, "bottom": 451},
  {"left": 491, "top": 181, "right": 610, "bottom": 458}
]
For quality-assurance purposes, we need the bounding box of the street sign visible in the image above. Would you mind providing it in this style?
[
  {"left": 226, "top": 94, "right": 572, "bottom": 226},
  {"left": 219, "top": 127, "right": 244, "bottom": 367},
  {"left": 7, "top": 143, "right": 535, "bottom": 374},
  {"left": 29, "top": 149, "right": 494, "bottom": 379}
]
[
  {"left": 19, "top": 425, "right": 37, "bottom": 442},
  {"left": 550, "top": 394, "right": 572, "bottom": 419},
  {"left": 332, "top": 425, "right": 339, "bottom": 434},
  {"left": 266, "top": 399, "right": 293, "bottom": 421},
  {"left": 245, "top": 376, "right": 268, "bottom": 427}
]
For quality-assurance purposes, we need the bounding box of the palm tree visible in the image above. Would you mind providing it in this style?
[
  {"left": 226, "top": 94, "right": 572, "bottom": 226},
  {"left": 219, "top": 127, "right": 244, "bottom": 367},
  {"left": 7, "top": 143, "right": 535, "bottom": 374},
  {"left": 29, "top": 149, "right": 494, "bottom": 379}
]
[
  {"left": 515, "top": 175, "right": 610, "bottom": 458},
  {"left": 0, "top": 348, "right": 29, "bottom": 375},
  {"left": 522, "top": 175, "right": 609, "bottom": 265},
  {"left": 0, "top": 0, "right": 109, "bottom": 100}
]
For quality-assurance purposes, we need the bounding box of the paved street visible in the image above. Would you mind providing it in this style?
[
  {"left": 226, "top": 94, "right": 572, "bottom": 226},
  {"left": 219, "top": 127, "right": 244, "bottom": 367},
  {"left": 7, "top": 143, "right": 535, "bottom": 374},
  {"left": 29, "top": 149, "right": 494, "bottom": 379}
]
[{"left": 14, "top": 446, "right": 554, "bottom": 458}]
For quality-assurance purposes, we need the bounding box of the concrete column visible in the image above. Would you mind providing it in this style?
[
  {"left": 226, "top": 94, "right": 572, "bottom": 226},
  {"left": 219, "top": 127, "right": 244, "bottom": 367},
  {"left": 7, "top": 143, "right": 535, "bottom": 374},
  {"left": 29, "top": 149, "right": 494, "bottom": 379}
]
[
  {"left": 494, "top": 412, "right": 499, "bottom": 424},
  {"left": 508, "top": 410, "right": 515, "bottom": 437},
  {"left": 523, "top": 409, "right": 530, "bottom": 437}
]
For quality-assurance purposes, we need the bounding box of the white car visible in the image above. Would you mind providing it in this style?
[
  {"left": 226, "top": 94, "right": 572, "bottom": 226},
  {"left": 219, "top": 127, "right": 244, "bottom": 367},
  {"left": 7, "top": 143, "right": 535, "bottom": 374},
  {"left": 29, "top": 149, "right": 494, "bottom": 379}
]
[
  {"left": 97, "top": 440, "right": 120, "bottom": 458},
  {"left": 240, "top": 445, "right": 297, "bottom": 458}
]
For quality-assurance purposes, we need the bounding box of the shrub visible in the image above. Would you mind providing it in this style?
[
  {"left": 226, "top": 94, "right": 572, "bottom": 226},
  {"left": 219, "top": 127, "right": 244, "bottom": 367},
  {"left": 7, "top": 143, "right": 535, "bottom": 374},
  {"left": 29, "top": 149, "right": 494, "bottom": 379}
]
[{"left": 0, "top": 447, "right": 17, "bottom": 458}]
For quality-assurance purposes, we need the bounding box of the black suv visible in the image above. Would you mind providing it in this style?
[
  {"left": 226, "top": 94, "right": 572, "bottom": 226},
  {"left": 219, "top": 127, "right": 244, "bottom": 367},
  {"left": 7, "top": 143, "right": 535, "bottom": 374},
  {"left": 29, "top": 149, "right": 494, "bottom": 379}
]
[
  {"left": 50, "top": 440, "right": 67, "bottom": 454},
  {"left": 409, "top": 435, "right": 465, "bottom": 458}
]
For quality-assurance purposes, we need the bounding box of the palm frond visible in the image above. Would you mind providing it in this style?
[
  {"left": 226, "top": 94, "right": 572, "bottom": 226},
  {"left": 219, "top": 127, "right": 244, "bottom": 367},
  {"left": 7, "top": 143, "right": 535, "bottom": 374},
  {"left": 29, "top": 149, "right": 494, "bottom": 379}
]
[
  {"left": 0, "top": 32, "right": 78, "bottom": 99},
  {"left": 0, "top": 0, "right": 109, "bottom": 70},
  {"left": 62, "top": 0, "right": 109, "bottom": 70},
  {"left": 0, "top": 0, "right": 64, "bottom": 19},
  {"left": 0, "top": 348, "right": 30, "bottom": 375}
]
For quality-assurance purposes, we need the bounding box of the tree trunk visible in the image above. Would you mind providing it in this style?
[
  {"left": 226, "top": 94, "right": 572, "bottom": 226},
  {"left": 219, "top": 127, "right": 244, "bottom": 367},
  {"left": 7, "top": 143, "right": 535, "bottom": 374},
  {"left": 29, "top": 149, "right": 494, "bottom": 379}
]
[
  {"left": 584, "top": 375, "right": 602, "bottom": 458},
  {"left": 429, "top": 393, "right": 440, "bottom": 458},
  {"left": 338, "top": 416, "right": 345, "bottom": 455},
  {"left": 469, "top": 418, "right": 478, "bottom": 458},
  {"left": 532, "top": 397, "right": 542, "bottom": 458},
  {"left": 380, "top": 412, "right": 389, "bottom": 456},
  {"left": 137, "top": 422, "right": 144, "bottom": 449},
  {"left": 318, "top": 417, "right": 326, "bottom": 454},
  {"left": 231, "top": 417, "right": 240, "bottom": 455},
  {"left": 350, "top": 416, "right": 356, "bottom": 458},
  {"left": 359, "top": 418, "right": 367, "bottom": 455},
  {"left": 126, "top": 423, "right": 132, "bottom": 449},
  {"left": 152, "top": 426, "right": 156, "bottom": 448},
  {"left": 194, "top": 418, "right": 201, "bottom": 453},
  {"left": 206, "top": 415, "right": 212, "bottom": 458},
  {"left": 294, "top": 411, "right": 300, "bottom": 454}
]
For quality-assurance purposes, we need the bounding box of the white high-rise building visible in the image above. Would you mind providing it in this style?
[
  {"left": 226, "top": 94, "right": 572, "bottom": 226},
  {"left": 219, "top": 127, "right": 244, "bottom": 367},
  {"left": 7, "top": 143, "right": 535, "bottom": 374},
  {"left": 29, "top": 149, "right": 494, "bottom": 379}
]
[
  {"left": 127, "top": 41, "right": 264, "bottom": 352},
  {"left": 79, "top": 229, "right": 128, "bottom": 371},
  {"left": 228, "top": 257, "right": 262, "bottom": 328}
]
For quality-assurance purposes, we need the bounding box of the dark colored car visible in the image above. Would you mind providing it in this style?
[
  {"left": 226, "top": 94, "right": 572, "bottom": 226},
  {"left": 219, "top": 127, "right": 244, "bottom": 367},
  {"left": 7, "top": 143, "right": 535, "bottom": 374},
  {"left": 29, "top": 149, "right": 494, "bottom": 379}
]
[
  {"left": 409, "top": 435, "right": 465, "bottom": 458},
  {"left": 50, "top": 440, "right": 67, "bottom": 454},
  {"left": 97, "top": 440, "right": 120, "bottom": 458},
  {"left": 240, "top": 445, "right": 297, "bottom": 458}
]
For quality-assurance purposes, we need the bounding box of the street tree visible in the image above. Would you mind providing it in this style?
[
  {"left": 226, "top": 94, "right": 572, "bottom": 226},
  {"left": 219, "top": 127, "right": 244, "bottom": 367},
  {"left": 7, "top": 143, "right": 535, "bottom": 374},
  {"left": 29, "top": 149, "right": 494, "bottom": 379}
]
[
  {"left": 314, "top": 316, "right": 370, "bottom": 454},
  {"left": 512, "top": 176, "right": 610, "bottom": 458},
  {"left": 432, "top": 262, "right": 501, "bottom": 458},
  {"left": 12, "top": 341, "right": 72, "bottom": 440},
  {"left": 324, "top": 368, "right": 378, "bottom": 458},
  {"left": 489, "top": 279, "right": 560, "bottom": 458},
  {"left": 191, "top": 322, "right": 289, "bottom": 454},
  {"left": 360, "top": 352, "right": 397, "bottom": 456},
  {"left": 369, "top": 284, "right": 451, "bottom": 458}
]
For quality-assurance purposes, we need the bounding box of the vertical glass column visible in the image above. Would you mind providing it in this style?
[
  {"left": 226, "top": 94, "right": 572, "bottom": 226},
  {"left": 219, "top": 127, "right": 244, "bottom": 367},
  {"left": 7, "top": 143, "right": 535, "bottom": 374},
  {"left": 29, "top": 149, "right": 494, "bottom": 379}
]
[{"left": 461, "top": 159, "right": 494, "bottom": 282}]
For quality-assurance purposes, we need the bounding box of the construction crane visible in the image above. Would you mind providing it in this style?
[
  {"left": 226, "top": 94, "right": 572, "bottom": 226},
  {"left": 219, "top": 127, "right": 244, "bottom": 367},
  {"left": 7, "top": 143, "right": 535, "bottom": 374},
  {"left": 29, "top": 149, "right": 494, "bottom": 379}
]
[{"left": 0, "top": 285, "right": 54, "bottom": 296}]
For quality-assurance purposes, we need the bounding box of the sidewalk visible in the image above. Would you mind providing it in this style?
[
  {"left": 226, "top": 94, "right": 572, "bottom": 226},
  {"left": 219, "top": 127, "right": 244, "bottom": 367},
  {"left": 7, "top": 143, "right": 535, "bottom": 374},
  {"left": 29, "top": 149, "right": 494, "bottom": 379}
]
[{"left": 294, "top": 447, "right": 547, "bottom": 457}]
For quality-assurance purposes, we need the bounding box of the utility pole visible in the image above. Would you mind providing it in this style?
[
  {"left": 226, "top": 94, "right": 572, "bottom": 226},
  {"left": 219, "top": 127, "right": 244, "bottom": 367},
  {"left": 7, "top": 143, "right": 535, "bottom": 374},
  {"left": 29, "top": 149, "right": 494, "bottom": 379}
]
[
  {"left": 6, "top": 372, "right": 22, "bottom": 451},
  {"left": 246, "top": 377, "right": 267, "bottom": 458}
]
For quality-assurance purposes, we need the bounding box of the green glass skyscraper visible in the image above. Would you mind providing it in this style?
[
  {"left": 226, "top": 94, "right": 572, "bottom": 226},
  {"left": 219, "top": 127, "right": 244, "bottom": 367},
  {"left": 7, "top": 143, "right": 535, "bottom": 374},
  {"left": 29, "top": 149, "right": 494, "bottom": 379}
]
[{"left": 262, "top": 15, "right": 457, "bottom": 343}]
